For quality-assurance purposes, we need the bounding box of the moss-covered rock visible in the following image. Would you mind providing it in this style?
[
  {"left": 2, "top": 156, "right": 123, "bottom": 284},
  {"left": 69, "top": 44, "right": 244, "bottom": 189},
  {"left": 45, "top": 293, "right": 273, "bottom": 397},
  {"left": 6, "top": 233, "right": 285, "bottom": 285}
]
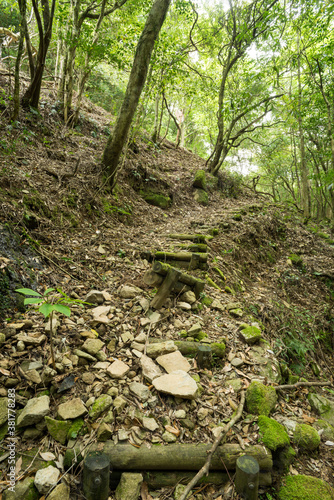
[
  {"left": 193, "top": 169, "right": 207, "bottom": 191},
  {"left": 201, "top": 295, "right": 213, "bottom": 306},
  {"left": 276, "top": 445, "right": 297, "bottom": 471},
  {"left": 45, "top": 416, "right": 72, "bottom": 445},
  {"left": 293, "top": 423, "right": 320, "bottom": 451},
  {"left": 194, "top": 188, "right": 209, "bottom": 206},
  {"left": 2, "top": 476, "right": 39, "bottom": 500},
  {"left": 67, "top": 418, "right": 85, "bottom": 440},
  {"left": 278, "top": 475, "right": 334, "bottom": 500},
  {"left": 239, "top": 325, "right": 262, "bottom": 345},
  {"left": 246, "top": 381, "right": 277, "bottom": 416},
  {"left": 141, "top": 192, "right": 171, "bottom": 208},
  {"left": 289, "top": 253, "right": 304, "bottom": 268},
  {"left": 88, "top": 394, "right": 113, "bottom": 420},
  {"left": 258, "top": 415, "right": 290, "bottom": 450},
  {"left": 313, "top": 419, "right": 334, "bottom": 441}
]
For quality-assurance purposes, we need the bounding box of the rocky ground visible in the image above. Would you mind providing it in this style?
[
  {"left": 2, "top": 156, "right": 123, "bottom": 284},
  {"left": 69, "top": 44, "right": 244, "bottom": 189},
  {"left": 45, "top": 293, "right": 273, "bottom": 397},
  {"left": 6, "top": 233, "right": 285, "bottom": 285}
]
[{"left": 0, "top": 78, "right": 334, "bottom": 500}]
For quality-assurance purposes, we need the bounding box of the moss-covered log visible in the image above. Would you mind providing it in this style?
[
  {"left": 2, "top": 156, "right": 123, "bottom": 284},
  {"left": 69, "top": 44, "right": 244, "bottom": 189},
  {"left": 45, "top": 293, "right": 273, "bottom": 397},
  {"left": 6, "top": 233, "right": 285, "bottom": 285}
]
[
  {"left": 174, "top": 340, "right": 226, "bottom": 358},
  {"left": 163, "top": 233, "right": 213, "bottom": 243},
  {"left": 176, "top": 243, "right": 208, "bottom": 253},
  {"left": 143, "top": 270, "right": 191, "bottom": 293},
  {"left": 109, "top": 470, "right": 272, "bottom": 489},
  {"left": 153, "top": 251, "right": 208, "bottom": 263},
  {"left": 100, "top": 443, "right": 273, "bottom": 471}
]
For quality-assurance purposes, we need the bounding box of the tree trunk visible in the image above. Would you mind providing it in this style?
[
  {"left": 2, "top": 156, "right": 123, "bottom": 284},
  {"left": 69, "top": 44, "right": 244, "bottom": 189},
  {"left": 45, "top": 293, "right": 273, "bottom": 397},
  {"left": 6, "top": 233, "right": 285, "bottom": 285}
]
[
  {"left": 21, "top": 0, "right": 56, "bottom": 109},
  {"left": 102, "top": 0, "right": 172, "bottom": 189},
  {"left": 12, "top": 0, "right": 26, "bottom": 121}
]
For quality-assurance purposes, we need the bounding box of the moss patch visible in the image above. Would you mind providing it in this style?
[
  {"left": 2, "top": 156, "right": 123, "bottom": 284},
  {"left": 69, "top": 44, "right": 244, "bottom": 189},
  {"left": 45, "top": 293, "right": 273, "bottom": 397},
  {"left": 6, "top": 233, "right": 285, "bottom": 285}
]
[
  {"left": 45, "top": 416, "right": 71, "bottom": 445},
  {"left": 293, "top": 423, "right": 320, "bottom": 451},
  {"left": 278, "top": 475, "right": 334, "bottom": 500},
  {"left": 246, "top": 380, "right": 277, "bottom": 416},
  {"left": 193, "top": 188, "right": 209, "bottom": 206},
  {"left": 141, "top": 191, "right": 171, "bottom": 208},
  {"left": 193, "top": 169, "right": 207, "bottom": 191},
  {"left": 258, "top": 415, "right": 290, "bottom": 450}
]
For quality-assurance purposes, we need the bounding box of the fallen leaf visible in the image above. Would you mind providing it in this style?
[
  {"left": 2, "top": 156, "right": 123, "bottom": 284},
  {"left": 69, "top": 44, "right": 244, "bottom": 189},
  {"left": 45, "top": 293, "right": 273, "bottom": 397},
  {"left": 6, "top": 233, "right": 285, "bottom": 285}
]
[
  {"left": 15, "top": 456, "right": 22, "bottom": 476},
  {"left": 0, "top": 368, "right": 10, "bottom": 376},
  {"left": 165, "top": 425, "right": 180, "bottom": 436},
  {"left": 302, "top": 414, "right": 315, "bottom": 424},
  {"left": 40, "top": 452, "right": 56, "bottom": 461}
]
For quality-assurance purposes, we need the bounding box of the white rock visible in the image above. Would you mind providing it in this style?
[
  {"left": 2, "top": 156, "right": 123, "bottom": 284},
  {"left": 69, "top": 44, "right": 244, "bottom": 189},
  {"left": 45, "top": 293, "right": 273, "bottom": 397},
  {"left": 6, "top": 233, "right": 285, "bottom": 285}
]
[
  {"left": 156, "top": 351, "right": 191, "bottom": 373},
  {"left": 107, "top": 360, "right": 130, "bottom": 379},
  {"left": 142, "top": 417, "right": 159, "bottom": 431},
  {"left": 153, "top": 370, "right": 198, "bottom": 399},
  {"left": 119, "top": 285, "right": 143, "bottom": 299},
  {"left": 57, "top": 398, "right": 87, "bottom": 420},
  {"left": 140, "top": 355, "right": 163, "bottom": 382},
  {"left": 91, "top": 305, "right": 111, "bottom": 324},
  {"left": 176, "top": 302, "right": 192, "bottom": 310},
  {"left": 17, "top": 395, "right": 50, "bottom": 428},
  {"left": 34, "top": 465, "right": 60, "bottom": 494}
]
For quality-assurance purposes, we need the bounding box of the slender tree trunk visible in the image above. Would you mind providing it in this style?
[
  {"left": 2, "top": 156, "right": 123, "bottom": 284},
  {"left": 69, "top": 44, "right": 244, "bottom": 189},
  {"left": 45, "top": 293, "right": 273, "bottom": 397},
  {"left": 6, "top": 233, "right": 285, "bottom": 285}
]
[
  {"left": 151, "top": 92, "right": 161, "bottom": 143},
  {"left": 297, "top": 36, "right": 311, "bottom": 218},
  {"left": 12, "top": 0, "right": 26, "bottom": 121},
  {"left": 102, "top": 0, "right": 172, "bottom": 188}
]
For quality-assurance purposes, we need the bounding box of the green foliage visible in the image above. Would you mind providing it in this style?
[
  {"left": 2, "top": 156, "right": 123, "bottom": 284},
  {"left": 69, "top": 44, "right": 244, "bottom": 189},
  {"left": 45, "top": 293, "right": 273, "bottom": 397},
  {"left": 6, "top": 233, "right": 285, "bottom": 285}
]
[{"left": 15, "top": 287, "right": 81, "bottom": 318}]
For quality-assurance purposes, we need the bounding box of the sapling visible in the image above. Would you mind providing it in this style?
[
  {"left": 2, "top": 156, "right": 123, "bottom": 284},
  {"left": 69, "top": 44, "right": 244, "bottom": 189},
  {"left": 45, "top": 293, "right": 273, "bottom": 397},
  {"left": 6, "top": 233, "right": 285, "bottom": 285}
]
[{"left": 15, "top": 287, "right": 83, "bottom": 369}]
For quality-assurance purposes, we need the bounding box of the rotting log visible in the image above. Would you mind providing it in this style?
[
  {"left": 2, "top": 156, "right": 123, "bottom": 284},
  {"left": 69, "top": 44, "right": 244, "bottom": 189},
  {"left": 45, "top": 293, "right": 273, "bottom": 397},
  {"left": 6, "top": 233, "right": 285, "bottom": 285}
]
[
  {"left": 176, "top": 243, "right": 208, "bottom": 253},
  {"left": 154, "top": 251, "right": 208, "bottom": 263},
  {"left": 151, "top": 268, "right": 181, "bottom": 309},
  {"left": 100, "top": 443, "right": 273, "bottom": 472},
  {"left": 148, "top": 338, "right": 226, "bottom": 358},
  {"left": 152, "top": 261, "right": 205, "bottom": 297},
  {"left": 163, "top": 233, "right": 213, "bottom": 242},
  {"left": 109, "top": 470, "right": 272, "bottom": 489},
  {"left": 143, "top": 270, "right": 191, "bottom": 293},
  {"left": 166, "top": 259, "right": 208, "bottom": 271}
]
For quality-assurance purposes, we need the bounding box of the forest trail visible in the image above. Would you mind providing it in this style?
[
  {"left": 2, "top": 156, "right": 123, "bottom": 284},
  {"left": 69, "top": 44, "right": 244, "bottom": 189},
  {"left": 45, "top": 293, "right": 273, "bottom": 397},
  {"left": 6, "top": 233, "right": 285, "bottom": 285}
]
[{"left": 1, "top": 95, "right": 334, "bottom": 499}]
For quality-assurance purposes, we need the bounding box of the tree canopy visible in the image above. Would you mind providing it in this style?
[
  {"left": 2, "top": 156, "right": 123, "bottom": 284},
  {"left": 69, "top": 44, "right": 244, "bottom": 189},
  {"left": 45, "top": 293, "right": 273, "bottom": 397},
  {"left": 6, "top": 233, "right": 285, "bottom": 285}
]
[{"left": 1, "top": 0, "right": 334, "bottom": 220}]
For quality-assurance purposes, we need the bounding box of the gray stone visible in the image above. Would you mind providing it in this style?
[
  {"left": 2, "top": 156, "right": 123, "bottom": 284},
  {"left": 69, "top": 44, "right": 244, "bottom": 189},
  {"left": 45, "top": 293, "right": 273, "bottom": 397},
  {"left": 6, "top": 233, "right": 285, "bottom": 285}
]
[
  {"left": 153, "top": 370, "right": 198, "bottom": 399},
  {"left": 231, "top": 357, "right": 244, "bottom": 368},
  {"left": 22, "top": 369, "right": 42, "bottom": 384},
  {"left": 34, "top": 465, "right": 60, "bottom": 494},
  {"left": 82, "top": 338, "right": 104, "bottom": 355},
  {"left": 156, "top": 351, "right": 191, "bottom": 373},
  {"left": 47, "top": 483, "right": 70, "bottom": 500},
  {"left": 140, "top": 355, "right": 163, "bottom": 382},
  {"left": 225, "top": 378, "right": 242, "bottom": 393},
  {"left": 313, "top": 419, "right": 334, "bottom": 441},
  {"left": 45, "top": 416, "right": 71, "bottom": 445},
  {"left": 91, "top": 305, "right": 111, "bottom": 324},
  {"left": 115, "top": 473, "right": 143, "bottom": 500},
  {"left": 142, "top": 417, "right": 159, "bottom": 431},
  {"left": 146, "top": 340, "right": 177, "bottom": 359},
  {"left": 85, "top": 290, "right": 105, "bottom": 305},
  {"left": 229, "top": 308, "right": 243, "bottom": 318},
  {"left": 57, "top": 398, "right": 87, "bottom": 420},
  {"left": 162, "top": 430, "right": 177, "bottom": 443},
  {"left": 107, "top": 360, "right": 130, "bottom": 379},
  {"left": 187, "top": 323, "right": 202, "bottom": 336},
  {"left": 97, "top": 422, "right": 113, "bottom": 441},
  {"left": 119, "top": 285, "right": 143, "bottom": 299},
  {"left": 177, "top": 302, "right": 192, "bottom": 310},
  {"left": 20, "top": 360, "right": 43, "bottom": 372},
  {"left": 211, "top": 299, "right": 225, "bottom": 312},
  {"left": 129, "top": 382, "right": 151, "bottom": 401},
  {"left": 73, "top": 349, "right": 96, "bottom": 362},
  {"left": 113, "top": 396, "right": 127, "bottom": 414},
  {"left": 0, "top": 397, "right": 8, "bottom": 426},
  {"left": 180, "top": 291, "right": 196, "bottom": 304},
  {"left": 17, "top": 395, "right": 50, "bottom": 428}
]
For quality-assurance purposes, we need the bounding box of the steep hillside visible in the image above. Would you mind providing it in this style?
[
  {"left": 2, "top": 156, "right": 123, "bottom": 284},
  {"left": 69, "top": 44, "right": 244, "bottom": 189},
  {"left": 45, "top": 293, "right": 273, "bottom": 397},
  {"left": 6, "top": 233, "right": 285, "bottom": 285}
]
[{"left": 0, "top": 85, "right": 334, "bottom": 500}]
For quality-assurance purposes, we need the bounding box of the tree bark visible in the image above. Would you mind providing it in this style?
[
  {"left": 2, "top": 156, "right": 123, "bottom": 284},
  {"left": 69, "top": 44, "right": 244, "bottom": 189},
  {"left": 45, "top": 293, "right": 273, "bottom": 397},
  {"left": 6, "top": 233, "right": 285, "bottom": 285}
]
[
  {"left": 102, "top": 0, "right": 172, "bottom": 189},
  {"left": 12, "top": 0, "right": 26, "bottom": 121}
]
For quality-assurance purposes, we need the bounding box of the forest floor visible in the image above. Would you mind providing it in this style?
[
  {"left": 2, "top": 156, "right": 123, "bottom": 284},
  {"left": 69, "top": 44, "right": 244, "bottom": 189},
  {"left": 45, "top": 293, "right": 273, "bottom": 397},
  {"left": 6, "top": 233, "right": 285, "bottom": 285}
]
[{"left": 0, "top": 77, "right": 334, "bottom": 500}]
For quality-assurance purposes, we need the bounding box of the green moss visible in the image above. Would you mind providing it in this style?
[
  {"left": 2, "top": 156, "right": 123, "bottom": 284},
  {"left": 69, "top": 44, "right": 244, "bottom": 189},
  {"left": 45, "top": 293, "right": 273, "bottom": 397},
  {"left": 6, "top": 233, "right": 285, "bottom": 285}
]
[
  {"left": 201, "top": 296, "right": 213, "bottom": 306},
  {"left": 246, "top": 380, "right": 277, "bottom": 416},
  {"left": 194, "top": 188, "right": 209, "bottom": 206},
  {"left": 193, "top": 169, "right": 207, "bottom": 191},
  {"left": 277, "top": 446, "right": 297, "bottom": 471},
  {"left": 278, "top": 475, "right": 334, "bottom": 500},
  {"left": 88, "top": 394, "right": 113, "bottom": 420},
  {"left": 45, "top": 416, "right": 71, "bottom": 445},
  {"left": 67, "top": 418, "right": 85, "bottom": 439},
  {"left": 258, "top": 415, "right": 290, "bottom": 450},
  {"left": 141, "top": 191, "right": 171, "bottom": 208},
  {"left": 289, "top": 253, "right": 304, "bottom": 268},
  {"left": 293, "top": 423, "right": 320, "bottom": 451},
  {"left": 211, "top": 342, "right": 226, "bottom": 357}
]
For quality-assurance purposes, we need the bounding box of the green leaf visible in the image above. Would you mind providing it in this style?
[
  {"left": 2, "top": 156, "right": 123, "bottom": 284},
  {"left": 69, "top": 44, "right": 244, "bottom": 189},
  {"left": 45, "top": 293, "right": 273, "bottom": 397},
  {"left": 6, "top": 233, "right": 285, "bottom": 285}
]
[
  {"left": 15, "top": 288, "right": 42, "bottom": 297},
  {"left": 24, "top": 297, "right": 43, "bottom": 305},
  {"left": 53, "top": 304, "right": 71, "bottom": 317},
  {"left": 39, "top": 302, "right": 55, "bottom": 318},
  {"left": 43, "top": 287, "right": 55, "bottom": 296}
]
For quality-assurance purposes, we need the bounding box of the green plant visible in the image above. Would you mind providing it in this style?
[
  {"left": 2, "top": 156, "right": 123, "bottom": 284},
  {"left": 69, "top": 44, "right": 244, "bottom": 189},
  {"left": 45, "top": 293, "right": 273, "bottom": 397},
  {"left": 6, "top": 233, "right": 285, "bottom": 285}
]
[{"left": 15, "top": 287, "right": 83, "bottom": 369}]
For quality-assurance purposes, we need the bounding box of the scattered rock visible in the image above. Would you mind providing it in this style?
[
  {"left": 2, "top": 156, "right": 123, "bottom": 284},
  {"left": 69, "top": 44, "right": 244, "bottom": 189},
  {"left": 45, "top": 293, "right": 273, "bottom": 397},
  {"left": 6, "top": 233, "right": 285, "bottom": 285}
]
[
  {"left": 45, "top": 416, "right": 71, "bottom": 445},
  {"left": 142, "top": 417, "right": 159, "bottom": 431},
  {"left": 129, "top": 382, "right": 151, "bottom": 401},
  {"left": 82, "top": 338, "right": 104, "bottom": 355},
  {"left": 107, "top": 360, "right": 130, "bottom": 379},
  {"left": 115, "top": 472, "right": 143, "bottom": 500},
  {"left": 180, "top": 291, "right": 196, "bottom": 304},
  {"left": 119, "top": 285, "right": 143, "bottom": 299},
  {"left": 34, "top": 465, "right": 60, "bottom": 494},
  {"left": 91, "top": 305, "right": 111, "bottom": 324},
  {"left": 2, "top": 476, "right": 39, "bottom": 500},
  {"left": 239, "top": 325, "right": 262, "bottom": 344},
  {"left": 46, "top": 483, "right": 70, "bottom": 500},
  {"left": 0, "top": 397, "right": 8, "bottom": 426},
  {"left": 313, "top": 419, "right": 334, "bottom": 441},
  {"left": 140, "top": 355, "right": 163, "bottom": 382},
  {"left": 156, "top": 350, "right": 191, "bottom": 373},
  {"left": 84, "top": 290, "right": 105, "bottom": 305},
  {"left": 88, "top": 394, "right": 113, "bottom": 420},
  {"left": 17, "top": 395, "right": 50, "bottom": 428},
  {"left": 97, "top": 422, "right": 113, "bottom": 441},
  {"left": 57, "top": 398, "right": 87, "bottom": 420},
  {"left": 153, "top": 370, "right": 198, "bottom": 399}
]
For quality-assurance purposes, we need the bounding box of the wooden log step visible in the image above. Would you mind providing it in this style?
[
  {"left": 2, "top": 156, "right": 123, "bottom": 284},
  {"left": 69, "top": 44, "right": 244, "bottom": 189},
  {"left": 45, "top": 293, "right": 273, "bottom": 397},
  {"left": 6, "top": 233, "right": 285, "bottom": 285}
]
[
  {"left": 175, "top": 243, "right": 208, "bottom": 253},
  {"left": 109, "top": 470, "right": 272, "bottom": 489},
  {"left": 101, "top": 443, "right": 273, "bottom": 472},
  {"left": 152, "top": 261, "right": 205, "bottom": 297},
  {"left": 143, "top": 270, "right": 191, "bottom": 294},
  {"left": 153, "top": 251, "right": 208, "bottom": 263},
  {"left": 163, "top": 233, "right": 213, "bottom": 243},
  {"left": 150, "top": 268, "right": 181, "bottom": 309},
  {"left": 166, "top": 259, "right": 208, "bottom": 271},
  {"left": 148, "top": 338, "right": 226, "bottom": 358}
]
